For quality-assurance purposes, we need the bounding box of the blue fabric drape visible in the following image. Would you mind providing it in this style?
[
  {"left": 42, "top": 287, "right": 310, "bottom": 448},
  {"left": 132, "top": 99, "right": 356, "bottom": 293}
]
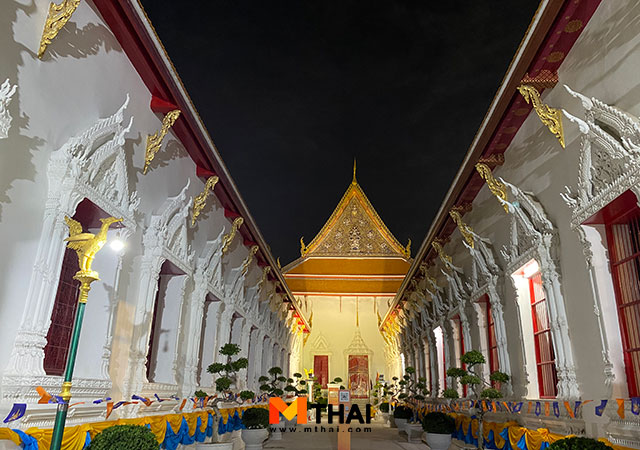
[{"left": 12, "top": 429, "right": 38, "bottom": 450}]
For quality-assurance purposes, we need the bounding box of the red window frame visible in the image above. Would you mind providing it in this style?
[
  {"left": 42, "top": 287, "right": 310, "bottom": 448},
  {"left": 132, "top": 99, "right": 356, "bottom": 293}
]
[
  {"left": 43, "top": 247, "right": 80, "bottom": 375},
  {"left": 606, "top": 207, "right": 640, "bottom": 397},
  {"left": 457, "top": 318, "right": 467, "bottom": 397},
  {"left": 487, "top": 301, "right": 499, "bottom": 375},
  {"left": 529, "top": 273, "right": 558, "bottom": 398}
]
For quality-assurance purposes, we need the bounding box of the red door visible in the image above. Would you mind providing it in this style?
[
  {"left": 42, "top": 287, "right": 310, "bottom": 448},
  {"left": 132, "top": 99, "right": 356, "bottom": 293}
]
[
  {"left": 314, "top": 355, "right": 329, "bottom": 388},
  {"left": 348, "top": 355, "right": 369, "bottom": 399}
]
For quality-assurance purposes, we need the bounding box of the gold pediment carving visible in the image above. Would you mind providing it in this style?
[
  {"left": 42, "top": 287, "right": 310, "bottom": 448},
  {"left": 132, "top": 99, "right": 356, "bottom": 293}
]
[{"left": 303, "top": 180, "right": 409, "bottom": 258}]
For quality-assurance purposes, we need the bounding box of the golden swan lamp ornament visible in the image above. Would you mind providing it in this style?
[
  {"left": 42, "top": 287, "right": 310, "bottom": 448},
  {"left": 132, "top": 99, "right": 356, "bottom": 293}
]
[{"left": 64, "top": 216, "right": 123, "bottom": 278}]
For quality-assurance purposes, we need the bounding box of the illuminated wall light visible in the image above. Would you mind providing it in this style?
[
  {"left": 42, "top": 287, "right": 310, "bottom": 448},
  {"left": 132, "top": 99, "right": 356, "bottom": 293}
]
[{"left": 110, "top": 231, "right": 125, "bottom": 252}]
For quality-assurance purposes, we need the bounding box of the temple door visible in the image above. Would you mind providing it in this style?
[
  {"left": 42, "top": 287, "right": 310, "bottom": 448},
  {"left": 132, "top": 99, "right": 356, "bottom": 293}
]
[
  {"left": 348, "top": 355, "right": 369, "bottom": 399},
  {"left": 314, "top": 355, "right": 329, "bottom": 388}
]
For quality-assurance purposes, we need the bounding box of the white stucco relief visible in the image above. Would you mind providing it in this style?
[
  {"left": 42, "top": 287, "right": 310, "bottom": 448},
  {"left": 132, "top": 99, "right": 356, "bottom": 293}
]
[
  {"left": 498, "top": 176, "right": 579, "bottom": 399},
  {"left": 3, "top": 97, "right": 137, "bottom": 403},
  {"left": 0, "top": 78, "right": 17, "bottom": 139}
]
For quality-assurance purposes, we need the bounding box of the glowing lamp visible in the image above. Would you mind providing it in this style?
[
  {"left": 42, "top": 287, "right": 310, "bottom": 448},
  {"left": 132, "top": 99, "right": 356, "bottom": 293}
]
[{"left": 110, "top": 232, "right": 125, "bottom": 252}]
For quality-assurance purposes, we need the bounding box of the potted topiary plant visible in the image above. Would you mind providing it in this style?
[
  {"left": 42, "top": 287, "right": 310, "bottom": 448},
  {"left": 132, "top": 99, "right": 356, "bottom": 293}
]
[
  {"left": 446, "top": 350, "right": 510, "bottom": 450},
  {"left": 259, "top": 366, "right": 287, "bottom": 440},
  {"left": 387, "top": 376, "right": 399, "bottom": 428},
  {"left": 379, "top": 402, "right": 390, "bottom": 426},
  {"left": 397, "top": 367, "right": 429, "bottom": 442},
  {"left": 87, "top": 424, "right": 158, "bottom": 450},
  {"left": 284, "top": 372, "right": 308, "bottom": 399},
  {"left": 241, "top": 407, "right": 270, "bottom": 450},
  {"left": 393, "top": 405, "right": 413, "bottom": 433},
  {"left": 422, "top": 412, "right": 455, "bottom": 450},
  {"left": 548, "top": 437, "right": 613, "bottom": 450},
  {"left": 197, "top": 343, "right": 255, "bottom": 450}
]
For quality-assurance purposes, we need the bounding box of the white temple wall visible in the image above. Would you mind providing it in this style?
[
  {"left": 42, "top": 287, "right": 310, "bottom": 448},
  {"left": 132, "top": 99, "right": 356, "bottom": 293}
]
[
  {"left": 406, "top": 3, "right": 640, "bottom": 440},
  {"left": 0, "top": 0, "right": 291, "bottom": 427},
  {"left": 302, "top": 296, "right": 387, "bottom": 382}
]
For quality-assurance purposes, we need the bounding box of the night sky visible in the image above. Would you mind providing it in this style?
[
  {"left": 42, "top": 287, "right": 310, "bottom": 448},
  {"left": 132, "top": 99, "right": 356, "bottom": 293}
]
[{"left": 140, "top": 1, "right": 539, "bottom": 264}]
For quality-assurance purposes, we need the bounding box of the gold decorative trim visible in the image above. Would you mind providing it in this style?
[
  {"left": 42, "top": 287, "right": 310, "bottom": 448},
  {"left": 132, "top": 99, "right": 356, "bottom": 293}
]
[
  {"left": 431, "top": 238, "right": 452, "bottom": 267},
  {"left": 38, "top": 0, "right": 81, "bottom": 59},
  {"left": 221, "top": 217, "right": 244, "bottom": 255},
  {"left": 300, "top": 237, "right": 308, "bottom": 256},
  {"left": 404, "top": 239, "right": 411, "bottom": 258},
  {"left": 144, "top": 109, "right": 181, "bottom": 174},
  {"left": 477, "top": 154, "right": 505, "bottom": 167},
  {"left": 476, "top": 163, "right": 509, "bottom": 213},
  {"left": 517, "top": 84, "right": 565, "bottom": 148},
  {"left": 191, "top": 175, "right": 219, "bottom": 226},
  {"left": 258, "top": 266, "right": 271, "bottom": 291},
  {"left": 303, "top": 180, "right": 407, "bottom": 257},
  {"left": 241, "top": 245, "right": 259, "bottom": 275},
  {"left": 449, "top": 205, "right": 474, "bottom": 248}
]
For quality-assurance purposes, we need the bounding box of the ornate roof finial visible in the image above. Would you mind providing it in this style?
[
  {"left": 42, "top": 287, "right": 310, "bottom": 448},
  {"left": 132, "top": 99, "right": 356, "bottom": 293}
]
[{"left": 352, "top": 157, "right": 357, "bottom": 184}]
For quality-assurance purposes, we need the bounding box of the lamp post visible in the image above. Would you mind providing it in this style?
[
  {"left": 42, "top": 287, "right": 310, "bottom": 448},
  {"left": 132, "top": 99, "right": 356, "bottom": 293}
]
[{"left": 49, "top": 215, "right": 122, "bottom": 450}]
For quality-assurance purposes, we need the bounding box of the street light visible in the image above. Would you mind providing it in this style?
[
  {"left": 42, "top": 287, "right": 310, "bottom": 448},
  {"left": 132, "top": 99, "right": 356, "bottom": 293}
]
[{"left": 49, "top": 215, "right": 123, "bottom": 450}]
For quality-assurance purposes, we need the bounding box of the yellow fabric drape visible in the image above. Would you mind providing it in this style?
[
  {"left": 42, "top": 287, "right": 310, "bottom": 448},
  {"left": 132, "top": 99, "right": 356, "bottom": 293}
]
[
  {"left": 451, "top": 413, "right": 636, "bottom": 450},
  {"left": 0, "top": 428, "right": 21, "bottom": 446},
  {"left": 0, "top": 405, "right": 260, "bottom": 450}
]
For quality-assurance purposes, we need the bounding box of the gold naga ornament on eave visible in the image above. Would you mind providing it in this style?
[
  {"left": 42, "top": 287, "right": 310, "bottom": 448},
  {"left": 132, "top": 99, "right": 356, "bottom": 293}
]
[
  {"left": 144, "top": 109, "right": 181, "bottom": 174},
  {"left": 257, "top": 266, "right": 271, "bottom": 291},
  {"left": 241, "top": 245, "right": 260, "bottom": 275},
  {"left": 191, "top": 175, "right": 219, "bottom": 226},
  {"left": 449, "top": 205, "right": 474, "bottom": 248},
  {"left": 38, "top": 0, "right": 81, "bottom": 59},
  {"left": 517, "top": 84, "right": 565, "bottom": 148},
  {"left": 221, "top": 217, "right": 244, "bottom": 255},
  {"left": 475, "top": 162, "right": 509, "bottom": 213},
  {"left": 431, "top": 238, "right": 453, "bottom": 268}
]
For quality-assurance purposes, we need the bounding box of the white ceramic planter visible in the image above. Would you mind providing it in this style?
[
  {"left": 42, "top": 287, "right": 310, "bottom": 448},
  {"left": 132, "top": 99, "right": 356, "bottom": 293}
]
[
  {"left": 381, "top": 412, "right": 390, "bottom": 426},
  {"left": 241, "top": 428, "right": 269, "bottom": 450},
  {"left": 425, "top": 432, "right": 452, "bottom": 450},
  {"left": 269, "top": 420, "right": 285, "bottom": 440},
  {"left": 395, "top": 418, "right": 407, "bottom": 434},
  {"left": 406, "top": 423, "right": 423, "bottom": 443},
  {"left": 195, "top": 443, "right": 234, "bottom": 450}
]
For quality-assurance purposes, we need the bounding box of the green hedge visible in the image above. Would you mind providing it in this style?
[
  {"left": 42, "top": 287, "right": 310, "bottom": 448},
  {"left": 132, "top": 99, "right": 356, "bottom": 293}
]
[
  {"left": 548, "top": 437, "right": 612, "bottom": 450},
  {"left": 87, "top": 425, "right": 158, "bottom": 450}
]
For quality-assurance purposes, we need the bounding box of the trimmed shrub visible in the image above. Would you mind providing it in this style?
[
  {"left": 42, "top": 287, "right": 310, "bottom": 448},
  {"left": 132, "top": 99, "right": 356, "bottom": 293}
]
[
  {"left": 87, "top": 425, "right": 158, "bottom": 450},
  {"left": 421, "top": 412, "right": 455, "bottom": 434},
  {"left": 548, "top": 437, "right": 613, "bottom": 450},
  {"left": 242, "top": 407, "right": 270, "bottom": 429},
  {"left": 393, "top": 405, "right": 413, "bottom": 419},
  {"left": 379, "top": 402, "right": 390, "bottom": 413}
]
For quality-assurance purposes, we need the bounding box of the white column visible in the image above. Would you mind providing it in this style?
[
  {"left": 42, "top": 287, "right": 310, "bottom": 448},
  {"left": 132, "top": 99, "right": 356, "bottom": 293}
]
[{"left": 214, "top": 306, "right": 234, "bottom": 364}]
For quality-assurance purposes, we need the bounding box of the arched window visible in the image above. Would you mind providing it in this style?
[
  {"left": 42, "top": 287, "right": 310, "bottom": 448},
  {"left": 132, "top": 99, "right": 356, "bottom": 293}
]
[
  {"left": 44, "top": 199, "right": 122, "bottom": 376},
  {"left": 601, "top": 193, "right": 640, "bottom": 397}
]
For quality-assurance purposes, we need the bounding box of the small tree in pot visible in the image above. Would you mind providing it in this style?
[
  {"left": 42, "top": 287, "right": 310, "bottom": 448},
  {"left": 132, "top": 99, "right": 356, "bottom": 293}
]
[
  {"left": 241, "top": 407, "right": 270, "bottom": 450},
  {"left": 445, "top": 350, "right": 510, "bottom": 450},
  {"left": 422, "top": 412, "right": 456, "bottom": 450},
  {"left": 397, "top": 367, "right": 429, "bottom": 442},
  {"left": 284, "top": 372, "right": 308, "bottom": 398},
  {"left": 259, "top": 366, "right": 288, "bottom": 439},
  {"left": 199, "top": 343, "right": 255, "bottom": 449}
]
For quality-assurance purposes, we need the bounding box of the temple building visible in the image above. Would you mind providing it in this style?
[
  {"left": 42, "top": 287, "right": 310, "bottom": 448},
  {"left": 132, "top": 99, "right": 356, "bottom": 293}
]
[
  {"left": 284, "top": 167, "right": 410, "bottom": 397},
  {"left": 1, "top": 0, "right": 640, "bottom": 449}
]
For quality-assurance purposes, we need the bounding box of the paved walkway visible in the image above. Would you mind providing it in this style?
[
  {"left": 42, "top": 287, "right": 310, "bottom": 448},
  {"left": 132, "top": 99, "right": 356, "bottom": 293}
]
[{"left": 262, "top": 420, "right": 428, "bottom": 450}]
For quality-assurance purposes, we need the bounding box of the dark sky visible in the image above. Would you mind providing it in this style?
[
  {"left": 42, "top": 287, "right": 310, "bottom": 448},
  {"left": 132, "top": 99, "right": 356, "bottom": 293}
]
[{"left": 141, "top": 1, "right": 539, "bottom": 264}]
